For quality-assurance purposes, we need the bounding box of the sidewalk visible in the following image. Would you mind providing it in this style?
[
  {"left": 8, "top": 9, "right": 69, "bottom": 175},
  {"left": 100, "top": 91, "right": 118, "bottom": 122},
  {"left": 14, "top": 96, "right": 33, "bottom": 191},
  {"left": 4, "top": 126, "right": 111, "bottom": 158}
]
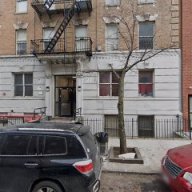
[{"left": 103, "top": 138, "right": 191, "bottom": 174}]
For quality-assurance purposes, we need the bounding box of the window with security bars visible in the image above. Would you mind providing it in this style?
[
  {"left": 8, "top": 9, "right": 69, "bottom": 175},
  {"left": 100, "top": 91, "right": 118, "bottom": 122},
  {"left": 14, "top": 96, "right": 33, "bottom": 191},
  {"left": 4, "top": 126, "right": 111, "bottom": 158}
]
[
  {"left": 14, "top": 73, "right": 33, "bottom": 96},
  {"left": 138, "top": 116, "right": 154, "bottom": 137},
  {"left": 139, "top": 22, "right": 154, "bottom": 49},
  {"left": 16, "top": 29, "right": 27, "bottom": 55},
  {"left": 139, "top": 70, "right": 153, "bottom": 96},
  {"left": 16, "top": 0, "right": 27, "bottom": 13},
  {"left": 99, "top": 71, "right": 120, "bottom": 96}
]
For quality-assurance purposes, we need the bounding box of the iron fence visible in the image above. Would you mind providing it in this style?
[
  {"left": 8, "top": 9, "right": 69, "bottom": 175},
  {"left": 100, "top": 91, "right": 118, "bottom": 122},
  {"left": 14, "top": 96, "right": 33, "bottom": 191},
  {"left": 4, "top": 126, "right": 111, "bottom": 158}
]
[{"left": 82, "top": 118, "right": 192, "bottom": 140}]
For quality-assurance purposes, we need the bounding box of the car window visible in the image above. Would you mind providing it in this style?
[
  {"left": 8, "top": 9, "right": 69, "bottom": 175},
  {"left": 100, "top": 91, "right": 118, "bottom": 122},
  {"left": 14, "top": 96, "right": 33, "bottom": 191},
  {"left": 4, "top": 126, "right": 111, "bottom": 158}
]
[
  {"left": 80, "top": 131, "right": 97, "bottom": 157},
  {"left": 0, "top": 134, "right": 5, "bottom": 153},
  {"left": 44, "top": 136, "right": 67, "bottom": 155},
  {"left": 1, "top": 134, "right": 31, "bottom": 155},
  {"left": 66, "top": 135, "right": 86, "bottom": 158},
  {"left": 27, "top": 136, "right": 38, "bottom": 155}
]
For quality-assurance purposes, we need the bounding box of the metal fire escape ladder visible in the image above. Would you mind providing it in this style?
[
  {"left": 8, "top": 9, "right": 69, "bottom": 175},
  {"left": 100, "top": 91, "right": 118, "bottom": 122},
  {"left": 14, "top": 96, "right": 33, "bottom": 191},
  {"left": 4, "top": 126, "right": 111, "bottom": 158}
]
[
  {"left": 44, "top": 0, "right": 55, "bottom": 10},
  {"left": 44, "top": 2, "right": 80, "bottom": 53}
]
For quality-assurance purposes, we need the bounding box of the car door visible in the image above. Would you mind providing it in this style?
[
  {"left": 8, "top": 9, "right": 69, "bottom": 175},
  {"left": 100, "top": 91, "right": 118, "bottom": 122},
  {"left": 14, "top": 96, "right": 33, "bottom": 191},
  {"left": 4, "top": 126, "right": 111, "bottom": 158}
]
[{"left": 0, "top": 133, "right": 40, "bottom": 192}]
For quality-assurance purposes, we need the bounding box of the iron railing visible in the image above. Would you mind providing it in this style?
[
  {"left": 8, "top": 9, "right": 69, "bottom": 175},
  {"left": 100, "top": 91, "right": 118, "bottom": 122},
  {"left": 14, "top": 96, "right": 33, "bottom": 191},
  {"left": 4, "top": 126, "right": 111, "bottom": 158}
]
[
  {"left": 31, "top": 37, "right": 92, "bottom": 56},
  {"left": 82, "top": 118, "right": 192, "bottom": 140}
]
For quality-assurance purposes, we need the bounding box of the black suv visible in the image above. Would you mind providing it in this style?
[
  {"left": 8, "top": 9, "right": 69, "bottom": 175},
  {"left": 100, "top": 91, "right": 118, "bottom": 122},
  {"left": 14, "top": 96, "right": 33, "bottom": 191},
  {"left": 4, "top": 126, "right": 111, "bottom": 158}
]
[{"left": 0, "top": 122, "right": 104, "bottom": 192}]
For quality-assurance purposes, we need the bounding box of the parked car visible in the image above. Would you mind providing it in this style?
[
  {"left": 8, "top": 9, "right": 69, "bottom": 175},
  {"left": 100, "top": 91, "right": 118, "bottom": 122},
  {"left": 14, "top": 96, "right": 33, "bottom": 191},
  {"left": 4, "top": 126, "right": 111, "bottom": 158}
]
[
  {"left": 161, "top": 144, "right": 192, "bottom": 192},
  {"left": 0, "top": 122, "right": 106, "bottom": 192}
]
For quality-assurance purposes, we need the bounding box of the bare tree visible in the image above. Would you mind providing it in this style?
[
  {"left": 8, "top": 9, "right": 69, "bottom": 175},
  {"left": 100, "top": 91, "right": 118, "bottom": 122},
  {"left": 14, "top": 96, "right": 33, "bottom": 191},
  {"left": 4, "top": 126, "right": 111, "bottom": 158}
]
[{"left": 106, "top": 1, "right": 176, "bottom": 154}]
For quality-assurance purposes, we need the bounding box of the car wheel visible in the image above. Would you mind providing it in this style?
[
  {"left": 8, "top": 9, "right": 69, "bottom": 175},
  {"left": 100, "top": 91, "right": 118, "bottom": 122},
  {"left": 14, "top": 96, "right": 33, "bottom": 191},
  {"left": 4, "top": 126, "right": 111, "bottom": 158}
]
[{"left": 32, "top": 181, "right": 63, "bottom": 192}]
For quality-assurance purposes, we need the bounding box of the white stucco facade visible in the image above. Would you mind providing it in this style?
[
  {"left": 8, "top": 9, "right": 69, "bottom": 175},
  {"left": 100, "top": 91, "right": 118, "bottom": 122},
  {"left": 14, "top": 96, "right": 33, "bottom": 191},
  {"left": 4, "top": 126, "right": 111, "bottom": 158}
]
[
  {"left": 0, "top": 50, "right": 181, "bottom": 122},
  {"left": 81, "top": 50, "right": 181, "bottom": 121}
]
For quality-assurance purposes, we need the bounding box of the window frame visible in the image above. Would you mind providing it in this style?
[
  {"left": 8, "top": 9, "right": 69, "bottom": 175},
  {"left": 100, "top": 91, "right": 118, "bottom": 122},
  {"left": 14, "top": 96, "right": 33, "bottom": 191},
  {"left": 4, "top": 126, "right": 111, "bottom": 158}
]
[
  {"left": 105, "top": 0, "right": 121, "bottom": 7},
  {"left": 14, "top": 73, "right": 33, "bottom": 97},
  {"left": 0, "top": 134, "right": 38, "bottom": 157},
  {"left": 42, "top": 135, "right": 68, "bottom": 156},
  {"left": 138, "top": 70, "right": 154, "bottom": 97},
  {"left": 43, "top": 27, "right": 54, "bottom": 51},
  {"left": 16, "top": 0, "right": 28, "bottom": 14},
  {"left": 99, "top": 71, "right": 120, "bottom": 97},
  {"left": 139, "top": 21, "right": 154, "bottom": 50},
  {"left": 105, "top": 23, "right": 119, "bottom": 51},
  {"left": 138, "top": 0, "right": 155, "bottom": 4},
  {"left": 16, "top": 29, "right": 27, "bottom": 55}
]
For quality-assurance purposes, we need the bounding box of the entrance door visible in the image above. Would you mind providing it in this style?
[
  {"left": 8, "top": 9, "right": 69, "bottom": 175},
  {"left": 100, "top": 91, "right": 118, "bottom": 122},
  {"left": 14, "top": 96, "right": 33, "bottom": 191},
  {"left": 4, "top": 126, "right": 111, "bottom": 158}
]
[
  {"left": 138, "top": 116, "right": 154, "bottom": 137},
  {"left": 55, "top": 76, "right": 76, "bottom": 117}
]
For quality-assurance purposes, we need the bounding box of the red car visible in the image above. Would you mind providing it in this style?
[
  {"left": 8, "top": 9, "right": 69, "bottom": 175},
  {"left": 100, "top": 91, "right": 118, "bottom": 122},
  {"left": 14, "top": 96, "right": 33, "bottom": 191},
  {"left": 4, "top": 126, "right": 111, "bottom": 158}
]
[{"left": 162, "top": 144, "right": 192, "bottom": 192}]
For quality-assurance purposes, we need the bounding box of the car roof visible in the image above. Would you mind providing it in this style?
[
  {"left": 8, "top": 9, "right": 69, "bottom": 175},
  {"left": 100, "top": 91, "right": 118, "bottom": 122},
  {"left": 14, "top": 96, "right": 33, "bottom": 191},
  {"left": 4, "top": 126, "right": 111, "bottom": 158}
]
[{"left": 0, "top": 122, "right": 90, "bottom": 136}]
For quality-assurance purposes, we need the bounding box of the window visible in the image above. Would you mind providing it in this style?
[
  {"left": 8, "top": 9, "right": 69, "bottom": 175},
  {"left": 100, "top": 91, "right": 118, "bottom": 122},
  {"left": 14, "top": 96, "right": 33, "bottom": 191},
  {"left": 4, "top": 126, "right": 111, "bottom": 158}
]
[
  {"left": 105, "top": 24, "right": 119, "bottom": 51},
  {"left": 14, "top": 73, "right": 33, "bottom": 96},
  {"left": 138, "top": 116, "right": 154, "bottom": 137},
  {"left": 16, "top": 0, "right": 27, "bottom": 13},
  {"left": 139, "top": 70, "right": 153, "bottom": 96},
  {"left": 105, "top": 0, "right": 120, "bottom": 6},
  {"left": 139, "top": 22, "right": 154, "bottom": 49},
  {"left": 44, "top": 136, "right": 67, "bottom": 155},
  {"left": 138, "top": 0, "right": 155, "bottom": 4},
  {"left": 75, "top": 25, "right": 88, "bottom": 52},
  {"left": 99, "top": 72, "right": 120, "bottom": 96},
  {"left": 1, "top": 135, "right": 31, "bottom": 155},
  {"left": 16, "top": 29, "right": 27, "bottom": 55},
  {"left": 43, "top": 28, "right": 54, "bottom": 50}
]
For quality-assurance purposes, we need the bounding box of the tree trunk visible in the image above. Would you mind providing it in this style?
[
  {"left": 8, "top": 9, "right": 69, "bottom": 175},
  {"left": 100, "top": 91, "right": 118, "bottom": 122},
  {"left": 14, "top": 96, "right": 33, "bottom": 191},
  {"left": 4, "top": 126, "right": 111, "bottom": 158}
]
[{"left": 118, "top": 71, "right": 127, "bottom": 154}]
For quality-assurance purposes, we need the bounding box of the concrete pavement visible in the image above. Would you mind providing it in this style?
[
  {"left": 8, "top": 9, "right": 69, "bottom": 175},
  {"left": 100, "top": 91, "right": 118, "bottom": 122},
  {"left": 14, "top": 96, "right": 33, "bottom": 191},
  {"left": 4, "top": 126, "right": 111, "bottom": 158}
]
[{"left": 103, "top": 138, "right": 191, "bottom": 174}]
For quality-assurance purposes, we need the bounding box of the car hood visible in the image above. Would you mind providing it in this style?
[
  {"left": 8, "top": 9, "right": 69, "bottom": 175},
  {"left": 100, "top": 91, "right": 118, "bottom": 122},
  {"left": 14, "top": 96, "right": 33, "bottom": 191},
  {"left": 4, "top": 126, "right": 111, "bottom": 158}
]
[{"left": 168, "top": 144, "right": 192, "bottom": 169}]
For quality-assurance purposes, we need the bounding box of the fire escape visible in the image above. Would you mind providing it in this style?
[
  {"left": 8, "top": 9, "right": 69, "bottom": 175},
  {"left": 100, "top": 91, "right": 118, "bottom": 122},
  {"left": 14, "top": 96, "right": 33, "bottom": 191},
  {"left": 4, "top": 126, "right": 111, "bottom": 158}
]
[{"left": 31, "top": 0, "right": 92, "bottom": 63}]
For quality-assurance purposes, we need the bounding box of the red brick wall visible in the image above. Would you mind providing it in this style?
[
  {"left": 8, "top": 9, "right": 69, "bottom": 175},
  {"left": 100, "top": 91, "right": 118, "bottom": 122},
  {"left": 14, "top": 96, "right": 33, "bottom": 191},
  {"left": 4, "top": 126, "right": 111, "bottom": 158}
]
[{"left": 182, "top": 0, "right": 192, "bottom": 121}]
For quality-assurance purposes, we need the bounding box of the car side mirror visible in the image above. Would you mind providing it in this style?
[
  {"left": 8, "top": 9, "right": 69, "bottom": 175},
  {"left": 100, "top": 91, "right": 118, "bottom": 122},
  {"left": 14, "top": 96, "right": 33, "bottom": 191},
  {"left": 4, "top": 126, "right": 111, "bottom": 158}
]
[{"left": 95, "top": 132, "right": 108, "bottom": 143}]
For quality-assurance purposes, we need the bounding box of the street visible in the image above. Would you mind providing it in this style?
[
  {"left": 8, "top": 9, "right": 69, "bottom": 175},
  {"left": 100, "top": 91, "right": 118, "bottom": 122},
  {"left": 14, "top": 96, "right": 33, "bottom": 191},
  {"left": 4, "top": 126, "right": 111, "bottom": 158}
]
[{"left": 101, "top": 172, "right": 171, "bottom": 192}]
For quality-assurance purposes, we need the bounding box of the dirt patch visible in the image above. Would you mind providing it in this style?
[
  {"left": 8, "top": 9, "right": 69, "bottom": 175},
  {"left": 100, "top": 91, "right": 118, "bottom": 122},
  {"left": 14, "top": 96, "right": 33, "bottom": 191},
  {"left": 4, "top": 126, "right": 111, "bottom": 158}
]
[{"left": 101, "top": 172, "right": 171, "bottom": 192}]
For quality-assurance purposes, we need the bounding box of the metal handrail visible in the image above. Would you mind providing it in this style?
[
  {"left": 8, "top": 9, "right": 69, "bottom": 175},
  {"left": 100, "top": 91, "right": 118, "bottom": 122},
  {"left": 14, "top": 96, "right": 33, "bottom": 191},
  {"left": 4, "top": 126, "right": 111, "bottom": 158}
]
[{"left": 31, "top": 37, "right": 92, "bottom": 55}]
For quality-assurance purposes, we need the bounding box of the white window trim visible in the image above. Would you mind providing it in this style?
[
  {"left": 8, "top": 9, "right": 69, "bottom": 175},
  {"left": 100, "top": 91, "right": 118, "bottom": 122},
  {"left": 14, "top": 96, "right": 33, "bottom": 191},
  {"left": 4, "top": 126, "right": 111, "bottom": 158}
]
[
  {"left": 14, "top": 73, "right": 33, "bottom": 97},
  {"left": 138, "top": 0, "right": 155, "bottom": 4},
  {"left": 105, "top": 0, "right": 120, "bottom": 7},
  {"left": 16, "top": 0, "right": 28, "bottom": 14}
]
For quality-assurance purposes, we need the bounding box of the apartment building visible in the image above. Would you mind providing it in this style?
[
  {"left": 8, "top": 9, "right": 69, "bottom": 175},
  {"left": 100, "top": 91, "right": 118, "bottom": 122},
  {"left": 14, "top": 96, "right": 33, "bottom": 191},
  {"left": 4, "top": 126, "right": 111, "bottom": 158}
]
[
  {"left": 0, "top": 0, "right": 180, "bottom": 136},
  {"left": 181, "top": 0, "right": 192, "bottom": 129}
]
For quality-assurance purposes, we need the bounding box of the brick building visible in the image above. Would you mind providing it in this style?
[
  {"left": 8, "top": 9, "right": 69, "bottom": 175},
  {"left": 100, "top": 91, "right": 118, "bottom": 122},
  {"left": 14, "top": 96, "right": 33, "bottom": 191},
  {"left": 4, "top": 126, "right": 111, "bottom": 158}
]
[
  {"left": 0, "top": 0, "right": 181, "bottom": 137},
  {"left": 181, "top": 0, "right": 192, "bottom": 128}
]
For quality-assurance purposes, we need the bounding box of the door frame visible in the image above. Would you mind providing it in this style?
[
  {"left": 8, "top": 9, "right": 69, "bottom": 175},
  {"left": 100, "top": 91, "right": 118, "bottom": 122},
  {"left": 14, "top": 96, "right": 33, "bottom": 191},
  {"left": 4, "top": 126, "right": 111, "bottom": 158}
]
[{"left": 54, "top": 75, "right": 76, "bottom": 117}]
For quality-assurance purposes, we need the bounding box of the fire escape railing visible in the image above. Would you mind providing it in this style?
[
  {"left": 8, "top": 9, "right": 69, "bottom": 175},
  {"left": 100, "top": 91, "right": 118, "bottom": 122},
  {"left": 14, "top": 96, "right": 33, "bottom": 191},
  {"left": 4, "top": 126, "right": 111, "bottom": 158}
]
[
  {"left": 44, "top": 2, "right": 79, "bottom": 53},
  {"left": 31, "top": 37, "right": 92, "bottom": 56},
  {"left": 31, "top": 0, "right": 92, "bottom": 56}
]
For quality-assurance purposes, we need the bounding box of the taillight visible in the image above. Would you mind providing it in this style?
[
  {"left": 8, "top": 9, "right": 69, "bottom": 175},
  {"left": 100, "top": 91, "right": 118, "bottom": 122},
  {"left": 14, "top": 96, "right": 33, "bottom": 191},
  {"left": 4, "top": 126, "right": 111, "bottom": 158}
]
[{"left": 73, "top": 159, "right": 93, "bottom": 175}]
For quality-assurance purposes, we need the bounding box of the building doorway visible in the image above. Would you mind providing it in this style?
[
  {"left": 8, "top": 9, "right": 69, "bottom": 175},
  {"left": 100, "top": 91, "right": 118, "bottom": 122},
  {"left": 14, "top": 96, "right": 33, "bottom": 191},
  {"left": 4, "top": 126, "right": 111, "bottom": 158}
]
[{"left": 55, "top": 76, "right": 76, "bottom": 117}]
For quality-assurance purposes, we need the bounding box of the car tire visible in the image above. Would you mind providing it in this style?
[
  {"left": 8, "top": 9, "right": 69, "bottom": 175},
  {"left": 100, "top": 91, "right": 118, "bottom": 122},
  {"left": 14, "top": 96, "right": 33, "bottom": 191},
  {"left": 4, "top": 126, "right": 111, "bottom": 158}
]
[{"left": 32, "top": 181, "right": 63, "bottom": 192}]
